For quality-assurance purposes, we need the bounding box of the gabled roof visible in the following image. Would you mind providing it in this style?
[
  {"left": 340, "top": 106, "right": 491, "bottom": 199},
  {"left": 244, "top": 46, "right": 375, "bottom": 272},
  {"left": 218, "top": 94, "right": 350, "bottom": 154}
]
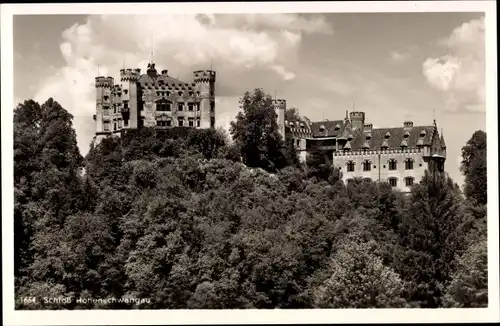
[
  {"left": 309, "top": 120, "right": 345, "bottom": 137},
  {"left": 348, "top": 125, "right": 435, "bottom": 150},
  {"left": 137, "top": 74, "right": 191, "bottom": 87}
]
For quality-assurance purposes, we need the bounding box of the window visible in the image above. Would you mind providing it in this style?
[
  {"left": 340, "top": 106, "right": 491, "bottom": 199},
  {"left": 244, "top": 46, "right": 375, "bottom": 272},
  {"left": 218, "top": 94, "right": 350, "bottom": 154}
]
[
  {"left": 196, "top": 102, "right": 201, "bottom": 111},
  {"left": 188, "top": 103, "right": 194, "bottom": 111},
  {"left": 123, "top": 89, "right": 128, "bottom": 95},
  {"left": 103, "top": 122, "right": 110, "bottom": 131},
  {"left": 196, "top": 119, "right": 201, "bottom": 127},
  {"left": 103, "top": 106, "right": 110, "bottom": 116},
  {"left": 210, "top": 101, "right": 215, "bottom": 112},
  {"left": 114, "top": 106, "right": 117, "bottom": 114},
  {"left": 157, "top": 121, "right": 166, "bottom": 127},
  {"left": 296, "top": 139, "right": 300, "bottom": 147},
  {"left": 166, "top": 120, "right": 172, "bottom": 127},
  {"left": 188, "top": 118, "right": 194, "bottom": 127},
  {"left": 157, "top": 101, "right": 171, "bottom": 111},
  {"left": 405, "top": 177, "right": 414, "bottom": 187},
  {"left": 388, "top": 159, "right": 397, "bottom": 171},
  {"left": 405, "top": 158, "right": 414, "bottom": 170},
  {"left": 139, "top": 118, "right": 144, "bottom": 127},
  {"left": 346, "top": 161, "right": 355, "bottom": 172},
  {"left": 178, "top": 118, "right": 184, "bottom": 127},
  {"left": 362, "top": 160, "right": 371, "bottom": 171},
  {"left": 210, "top": 117, "right": 215, "bottom": 128},
  {"left": 124, "top": 119, "right": 129, "bottom": 127},
  {"left": 178, "top": 103, "right": 184, "bottom": 111},
  {"left": 388, "top": 178, "right": 398, "bottom": 187},
  {"left": 104, "top": 95, "right": 109, "bottom": 101},
  {"left": 123, "top": 101, "right": 129, "bottom": 110}
]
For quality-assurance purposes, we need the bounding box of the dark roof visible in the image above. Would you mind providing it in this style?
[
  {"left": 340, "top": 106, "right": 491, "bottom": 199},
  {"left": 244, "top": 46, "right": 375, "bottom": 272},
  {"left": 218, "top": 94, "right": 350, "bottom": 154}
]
[
  {"left": 137, "top": 74, "right": 191, "bottom": 87},
  {"left": 310, "top": 120, "right": 345, "bottom": 137},
  {"left": 348, "top": 125, "right": 436, "bottom": 150}
]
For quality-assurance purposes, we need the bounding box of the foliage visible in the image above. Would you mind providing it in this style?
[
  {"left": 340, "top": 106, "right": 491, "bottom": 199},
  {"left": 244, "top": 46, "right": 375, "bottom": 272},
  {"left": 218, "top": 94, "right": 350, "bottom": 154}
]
[
  {"left": 229, "top": 89, "right": 289, "bottom": 172},
  {"left": 13, "top": 96, "right": 487, "bottom": 310},
  {"left": 461, "top": 130, "right": 487, "bottom": 205}
]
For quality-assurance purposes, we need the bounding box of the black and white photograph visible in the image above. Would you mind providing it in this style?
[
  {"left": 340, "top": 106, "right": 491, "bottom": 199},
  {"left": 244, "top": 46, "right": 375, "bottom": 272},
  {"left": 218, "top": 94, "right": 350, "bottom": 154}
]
[{"left": 2, "top": 1, "right": 498, "bottom": 325}]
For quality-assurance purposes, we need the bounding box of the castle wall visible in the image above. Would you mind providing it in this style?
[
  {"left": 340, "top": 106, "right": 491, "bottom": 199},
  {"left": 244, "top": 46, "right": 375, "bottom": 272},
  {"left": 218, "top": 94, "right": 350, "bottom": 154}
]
[{"left": 332, "top": 148, "right": 427, "bottom": 192}]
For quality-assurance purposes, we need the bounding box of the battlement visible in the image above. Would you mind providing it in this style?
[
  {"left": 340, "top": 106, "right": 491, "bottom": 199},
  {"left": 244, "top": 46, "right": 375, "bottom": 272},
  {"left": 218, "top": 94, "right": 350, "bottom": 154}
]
[
  {"left": 95, "top": 76, "right": 114, "bottom": 88},
  {"left": 193, "top": 70, "right": 216, "bottom": 83},
  {"left": 404, "top": 121, "right": 414, "bottom": 128},
  {"left": 350, "top": 111, "right": 365, "bottom": 119},
  {"left": 272, "top": 99, "right": 286, "bottom": 110},
  {"left": 363, "top": 123, "right": 373, "bottom": 132},
  {"left": 161, "top": 69, "right": 168, "bottom": 76},
  {"left": 120, "top": 68, "right": 141, "bottom": 82}
]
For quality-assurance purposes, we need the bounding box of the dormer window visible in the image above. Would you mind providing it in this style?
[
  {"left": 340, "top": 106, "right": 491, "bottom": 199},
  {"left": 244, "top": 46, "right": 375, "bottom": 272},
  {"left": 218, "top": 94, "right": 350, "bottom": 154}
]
[
  {"left": 404, "top": 131, "right": 410, "bottom": 138},
  {"left": 123, "top": 90, "right": 128, "bottom": 95},
  {"left": 385, "top": 131, "right": 391, "bottom": 139},
  {"left": 334, "top": 124, "right": 340, "bottom": 131},
  {"left": 300, "top": 122, "right": 305, "bottom": 128},
  {"left": 178, "top": 91, "right": 183, "bottom": 96},
  {"left": 290, "top": 122, "right": 295, "bottom": 127},
  {"left": 366, "top": 133, "right": 372, "bottom": 140},
  {"left": 319, "top": 125, "right": 325, "bottom": 132},
  {"left": 420, "top": 130, "right": 426, "bottom": 137}
]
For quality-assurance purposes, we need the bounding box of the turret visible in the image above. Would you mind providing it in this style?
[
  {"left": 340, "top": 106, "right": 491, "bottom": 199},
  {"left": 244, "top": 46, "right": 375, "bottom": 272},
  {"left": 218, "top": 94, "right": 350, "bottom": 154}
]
[
  {"left": 349, "top": 111, "right": 365, "bottom": 131},
  {"left": 194, "top": 70, "right": 216, "bottom": 128},
  {"left": 272, "top": 99, "right": 286, "bottom": 138},
  {"left": 120, "top": 68, "right": 141, "bottom": 82}
]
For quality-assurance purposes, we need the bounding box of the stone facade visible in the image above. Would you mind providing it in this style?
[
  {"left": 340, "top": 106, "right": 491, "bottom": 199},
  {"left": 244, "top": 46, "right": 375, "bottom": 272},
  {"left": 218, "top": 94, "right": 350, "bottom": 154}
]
[
  {"left": 281, "top": 110, "right": 447, "bottom": 192},
  {"left": 93, "top": 62, "right": 216, "bottom": 143}
]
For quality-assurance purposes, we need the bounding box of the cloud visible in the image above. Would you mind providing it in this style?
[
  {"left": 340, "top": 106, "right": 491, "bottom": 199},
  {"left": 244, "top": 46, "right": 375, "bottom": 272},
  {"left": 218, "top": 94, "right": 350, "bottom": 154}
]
[
  {"left": 30, "top": 14, "right": 333, "bottom": 155},
  {"left": 422, "top": 17, "right": 485, "bottom": 113},
  {"left": 390, "top": 50, "right": 412, "bottom": 64}
]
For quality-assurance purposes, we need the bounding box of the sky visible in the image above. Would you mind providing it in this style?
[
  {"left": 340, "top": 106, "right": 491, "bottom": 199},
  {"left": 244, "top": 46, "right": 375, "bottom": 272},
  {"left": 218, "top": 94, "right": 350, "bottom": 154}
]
[{"left": 13, "top": 12, "right": 486, "bottom": 186}]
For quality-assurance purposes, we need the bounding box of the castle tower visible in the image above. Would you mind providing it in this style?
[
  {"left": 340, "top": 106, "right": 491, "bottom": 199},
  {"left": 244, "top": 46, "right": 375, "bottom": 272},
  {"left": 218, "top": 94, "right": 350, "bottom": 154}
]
[
  {"left": 193, "top": 70, "right": 216, "bottom": 129},
  {"left": 272, "top": 99, "right": 286, "bottom": 138},
  {"left": 94, "top": 76, "right": 114, "bottom": 144},
  {"left": 349, "top": 111, "right": 365, "bottom": 131},
  {"left": 120, "top": 68, "right": 141, "bottom": 129}
]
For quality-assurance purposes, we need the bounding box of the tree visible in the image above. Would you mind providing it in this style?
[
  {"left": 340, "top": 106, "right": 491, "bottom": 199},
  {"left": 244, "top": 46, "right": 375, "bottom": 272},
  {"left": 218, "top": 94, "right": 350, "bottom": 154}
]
[
  {"left": 461, "top": 130, "right": 487, "bottom": 205},
  {"left": 443, "top": 239, "right": 488, "bottom": 308},
  {"left": 394, "top": 171, "right": 470, "bottom": 307},
  {"left": 312, "top": 238, "right": 408, "bottom": 308},
  {"left": 229, "top": 89, "right": 288, "bottom": 172},
  {"left": 285, "top": 108, "right": 301, "bottom": 122},
  {"left": 305, "top": 148, "right": 340, "bottom": 184}
]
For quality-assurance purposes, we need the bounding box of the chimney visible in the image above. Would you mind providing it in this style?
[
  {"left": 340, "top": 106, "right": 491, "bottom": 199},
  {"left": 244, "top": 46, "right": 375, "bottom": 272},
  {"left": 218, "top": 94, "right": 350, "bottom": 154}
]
[
  {"left": 363, "top": 123, "right": 373, "bottom": 133},
  {"left": 404, "top": 121, "right": 413, "bottom": 131}
]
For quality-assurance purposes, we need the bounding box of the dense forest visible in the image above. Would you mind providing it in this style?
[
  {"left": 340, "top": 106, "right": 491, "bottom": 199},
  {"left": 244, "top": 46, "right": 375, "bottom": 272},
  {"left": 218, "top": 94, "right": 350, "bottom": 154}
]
[{"left": 14, "top": 89, "right": 487, "bottom": 309}]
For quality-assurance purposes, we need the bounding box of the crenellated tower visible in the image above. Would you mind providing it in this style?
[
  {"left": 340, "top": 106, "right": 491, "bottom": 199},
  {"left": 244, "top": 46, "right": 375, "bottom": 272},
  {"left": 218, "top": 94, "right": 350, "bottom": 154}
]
[
  {"left": 94, "top": 76, "right": 114, "bottom": 143},
  {"left": 120, "top": 68, "right": 141, "bottom": 129},
  {"left": 349, "top": 111, "right": 365, "bottom": 131},
  {"left": 272, "top": 99, "right": 286, "bottom": 138},
  {"left": 193, "top": 70, "right": 216, "bottom": 129}
]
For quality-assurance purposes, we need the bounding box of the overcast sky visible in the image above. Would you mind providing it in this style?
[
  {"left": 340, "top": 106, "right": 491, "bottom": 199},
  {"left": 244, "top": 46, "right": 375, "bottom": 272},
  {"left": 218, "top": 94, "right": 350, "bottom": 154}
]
[{"left": 13, "top": 12, "right": 486, "bottom": 185}]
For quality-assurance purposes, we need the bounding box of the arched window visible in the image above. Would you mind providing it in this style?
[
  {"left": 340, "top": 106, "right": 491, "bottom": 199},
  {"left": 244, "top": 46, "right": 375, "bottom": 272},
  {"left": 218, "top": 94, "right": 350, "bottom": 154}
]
[
  {"left": 362, "top": 160, "right": 371, "bottom": 172},
  {"left": 405, "top": 158, "right": 414, "bottom": 170},
  {"left": 388, "top": 159, "right": 397, "bottom": 171},
  {"left": 346, "top": 161, "right": 355, "bottom": 172},
  {"left": 405, "top": 177, "right": 414, "bottom": 187},
  {"left": 388, "top": 177, "right": 398, "bottom": 187}
]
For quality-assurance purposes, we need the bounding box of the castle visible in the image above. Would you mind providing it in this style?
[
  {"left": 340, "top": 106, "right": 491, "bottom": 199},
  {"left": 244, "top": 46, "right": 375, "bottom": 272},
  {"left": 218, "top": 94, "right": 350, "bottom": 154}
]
[
  {"left": 275, "top": 100, "right": 447, "bottom": 192},
  {"left": 93, "top": 61, "right": 216, "bottom": 143},
  {"left": 93, "top": 62, "right": 446, "bottom": 192}
]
